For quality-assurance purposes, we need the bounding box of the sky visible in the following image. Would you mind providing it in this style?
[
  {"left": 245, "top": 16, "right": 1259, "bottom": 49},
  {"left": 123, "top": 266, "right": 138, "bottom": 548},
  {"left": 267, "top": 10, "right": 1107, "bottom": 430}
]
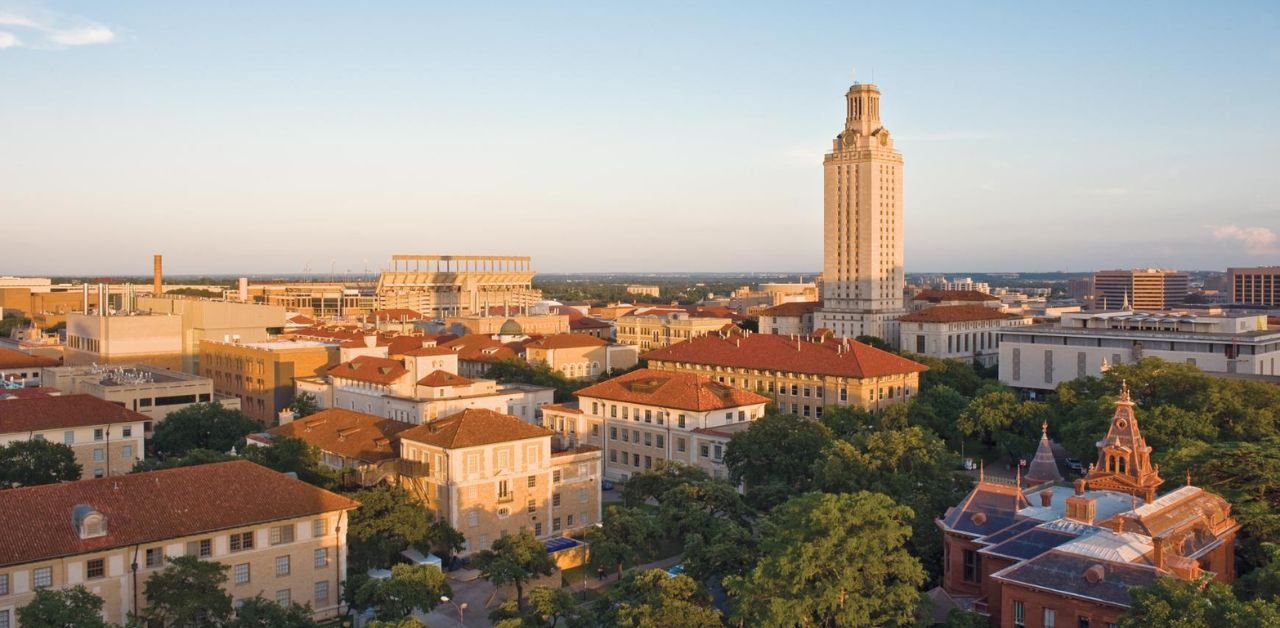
[{"left": 1, "top": 1, "right": 1278, "bottom": 276}]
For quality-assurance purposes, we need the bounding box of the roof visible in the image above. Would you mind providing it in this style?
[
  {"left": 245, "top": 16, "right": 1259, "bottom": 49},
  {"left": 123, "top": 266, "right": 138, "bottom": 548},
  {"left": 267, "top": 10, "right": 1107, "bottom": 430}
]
[
  {"left": 568, "top": 316, "right": 612, "bottom": 331},
  {"left": 526, "top": 334, "right": 609, "bottom": 350},
  {"left": 398, "top": 408, "right": 552, "bottom": 449},
  {"left": 576, "top": 368, "right": 770, "bottom": 412},
  {"left": 417, "top": 370, "right": 475, "bottom": 387},
  {"left": 0, "top": 460, "right": 359, "bottom": 568},
  {"left": 991, "top": 549, "right": 1160, "bottom": 608},
  {"left": 900, "top": 304, "right": 1016, "bottom": 323},
  {"left": 0, "top": 394, "right": 148, "bottom": 434},
  {"left": 443, "top": 335, "right": 519, "bottom": 364},
  {"left": 541, "top": 403, "right": 582, "bottom": 415},
  {"left": 328, "top": 356, "right": 409, "bottom": 385},
  {"left": 939, "top": 480, "right": 1031, "bottom": 537},
  {"left": 370, "top": 308, "right": 426, "bottom": 322},
  {"left": 404, "top": 345, "right": 457, "bottom": 357},
  {"left": 0, "top": 347, "right": 59, "bottom": 370},
  {"left": 498, "top": 319, "right": 524, "bottom": 336},
  {"left": 0, "top": 387, "right": 62, "bottom": 400},
  {"left": 912, "top": 289, "right": 999, "bottom": 303},
  {"left": 287, "top": 314, "right": 316, "bottom": 325},
  {"left": 269, "top": 409, "right": 413, "bottom": 463},
  {"left": 642, "top": 333, "right": 928, "bottom": 379},
  {"left": 759, "top": 301, "right": 821, "bottom": 317}
]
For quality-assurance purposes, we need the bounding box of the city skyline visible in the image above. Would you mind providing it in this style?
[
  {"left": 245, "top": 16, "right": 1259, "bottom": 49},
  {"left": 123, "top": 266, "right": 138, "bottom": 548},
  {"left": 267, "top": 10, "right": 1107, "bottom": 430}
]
[{"left": 2, "top": 2, "right": 1278, "bottom": 276}]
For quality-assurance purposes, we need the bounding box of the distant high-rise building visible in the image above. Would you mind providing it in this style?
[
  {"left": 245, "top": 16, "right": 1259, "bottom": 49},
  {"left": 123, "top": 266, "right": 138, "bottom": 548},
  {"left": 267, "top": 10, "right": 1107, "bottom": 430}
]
[
  {"left": 814, "top": 83, "right": 905, "bottom": 344},
  {"left": 1230, "top": 266, "right": 1280, "bottom": 307},
  {"left": 1092, "top": 269, "right": 1188, "bottom": 311}
]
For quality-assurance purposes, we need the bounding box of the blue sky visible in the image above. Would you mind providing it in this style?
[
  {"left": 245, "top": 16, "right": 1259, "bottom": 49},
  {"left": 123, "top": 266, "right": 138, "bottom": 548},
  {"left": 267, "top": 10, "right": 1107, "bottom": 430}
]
[{"left": 1, "top": 1, "right": 1278, "bottom": 275}]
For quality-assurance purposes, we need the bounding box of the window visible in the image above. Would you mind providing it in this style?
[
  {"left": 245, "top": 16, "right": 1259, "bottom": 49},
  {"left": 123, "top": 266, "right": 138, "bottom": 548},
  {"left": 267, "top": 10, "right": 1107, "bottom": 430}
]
[
  {"left": 93, "top": 448, "right": 104, "bottom": 462},
  {"left": 234, "top": 563, "right": 250, "bottom": 585},
  {"left": 275, "top": 555, "right": 291, "bottom": 577},
  {"left": 1012, "top": 600, "right": 1025, "bottom": 628},
  {"left": 312, "top": 518, "right": 327, "bottom": 537},
  {"left": 146, "top": 548, "right": 164, "bottom": 568},
  {"left": 63, "top": 431, "right": 74, "bottom": 445},
  {"left": 677, "top": 438, "right": 686, "bottom": 453},
  {"left": 553, "top": 493, "right": 561, "bottom": 507},
  {"left": 527, "top": 475, "right": 537, "bottom": 488},
  {"left": 270, "top": 525, "right": 295, "bottom": 545},
  {"left": 122, "top": 426, "right": 133, "bottom": 437},
  {"left": 275, "top": 589, "right": 291, "bottom": 606},
  {"left": 656, "top": 435, "right": 664, "bottom": 449},
  {"left": 643, "top": 433, "right": 651, "bottom": 446},
  {"left": 644, "top": 455, "right": 652, "bottom": 469},
  {"left": 314, "top": 548, "right": 329, "bottom": 569},
  {"left": 122, "top": 445, "right": 133, "bottom": 459},
  {"left": 230, "top": 532, "right": 254, "bottom": 552},
  {"left": 187, "top": 539, "right": 212, "bottom": 558},
  {"left": 633, "top": 453, "right": 640, "bottom": 467},
  {"left": 86, "top": 559, "right": 104, "bottom": 579},
  {"left": 1043, "top": 608, "right": 1056, "bottom": 628},
  {"left": 567, "top": 514, "right": 575, "bottom": 526},
  {"left": 535, "top": 522, "right": 543, "bottom": 536},
  {"left": 33, "top": 566, "right": 52, "bottom": 588},
  {"left": 527, "top": 498, "right": 537, "bottom": 513},
  {"left": 553, "top": 470, "right": 562, "bottom": 484},
  {"left": 579, "top": 488, "right": 588, "bottom": 503},
  {"left": 962, "top": 549, "right": 979, "bottom": 583},
  {"left": 678, "top": 414, "right": 686, "bottom": 428},
  {"left": 0, "top": 610, "right": 8, "bottom": 628},
  {"left": 553, "top": 517, "right": 561, "bottom": 532},
  {"left": 497, "top": 480, "right": 511, "bottom": 501},
  {"left": 94, "top": 428, "right": 104, "bottom": 441},
  {"left": 609, "top": 427, "right": 617, "bottom": 440},
  {"left": 1078, "top": 617, "right": 1090, "bottom": 628},
  {"left": 609, "top": 450, "right": 617, "bottom": 462},
  {"left": 314, "top": 581, "right": 330, "bottom": 606},
  {"left": 467, "top": 510, "right": 480, "bottom": 528},
  {"left": 644, "top": 409, "right": 652, "bottom": 423},
  {"left": 0, "top": 573, "right": 8, "bottom": 595}
]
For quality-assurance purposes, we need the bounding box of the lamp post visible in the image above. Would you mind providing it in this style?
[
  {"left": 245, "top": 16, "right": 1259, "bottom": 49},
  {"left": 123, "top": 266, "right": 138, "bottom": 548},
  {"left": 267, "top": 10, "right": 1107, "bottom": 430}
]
[{"left": 441, "top": 595, "right": 467, "bottom": 626}]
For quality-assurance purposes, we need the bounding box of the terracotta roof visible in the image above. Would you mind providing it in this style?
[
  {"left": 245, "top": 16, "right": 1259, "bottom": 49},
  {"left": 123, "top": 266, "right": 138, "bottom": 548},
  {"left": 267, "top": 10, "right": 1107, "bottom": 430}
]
[
  {"left": 759, "top": 301, "right": 821, "bottom": 317},
  {"left": 576, "top": 368, "right": 769, "bottom": 412},
  {"left": 443, "top": 335, "right": 518, "bottom": 363},
  {"left": 642, "top": 333, "right": 928, "bottom": 379},
  {"left": 417, "top": 370, "right": 475, "bottom": 387},
  {"left": 0, "top": 394, "right": 148, "bottom": 434},
  {"left": 912, "top": 289, "right": 999, "bottom": 302},
  {"left": 541, "top": 403, "right": 582, "bottom": 415},
  {"left": 328, "top": 356, "right": 408, "bottom": 385},
  {"left": 386, "top": 335, "right": 433, "bottom": 356},
  {"left": 526, "top": 334, "right": 608, "bottom": 350},
  {"left": 568, "top": 317, "right": 612, "bottom": 331},
  {"left": 0, "top": 460, "right": 359, "bottom": 568},
  {"left": 900, "top": 304, "right": 1017, "bottom": 323},
  {"left": 403, "top": 346, "right": 456, "bottom": 357},
  {"left": 0, "top": 387, "right": 63, "bottom": 400},
  {"left": 398, "top": 408, "right": 552, "bottom": 449},
  {"left": 370, "top": 308, "right": 426, "bottom": 322},
  {"left": 0, "top": 348, "right": 59, "bottom": 370},
  {"left": 269, "top": 409, "right": 412, "bottom": 463},
  {"left": 287, "top": 314, "right": 316, "bottom": 325}
]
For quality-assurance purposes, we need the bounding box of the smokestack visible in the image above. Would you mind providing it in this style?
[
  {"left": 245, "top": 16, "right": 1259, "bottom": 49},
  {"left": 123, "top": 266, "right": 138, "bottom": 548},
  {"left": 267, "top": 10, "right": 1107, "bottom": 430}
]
[
  {"left": 153, "top": 255, "right": 163, "bottom": 295},
  {"left": 238, "top": 277, "right": 248, "bottom": 302},
  {"left": 98, "top": 284, "right": 107, "bottom": 316},
  {"left": 82, "top": 284, "right": 89, "bottom": 314}
]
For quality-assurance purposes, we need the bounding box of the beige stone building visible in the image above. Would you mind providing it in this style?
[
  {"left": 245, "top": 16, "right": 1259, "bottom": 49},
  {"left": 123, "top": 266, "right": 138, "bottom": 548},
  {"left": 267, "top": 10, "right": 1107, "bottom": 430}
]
[
  {"left": 40, "top": 364, "right": 238, "bottom": 431},
  {"left": 395, "top": 409, "right": 602, "bottom": 555},
  {"left": 0, "top": 348, "right": 59, "bottom": 388},
  {"left": 376, "top": 255, "right": 542, "bottom": 318},
  {"left": 615, "top": 310, "right": 733, "bottom": 351},
  {"left": 758, "top": 301, "right": 820, "bottom": 337},
  {"left": 65, "top": 312, "right": 185, "bottom": 370},
  {"left": 0, "top": 394, "right": 147, "bottom": 478},
  {"left": 444, "top": 313, "right": 569, "bottom": 337},
  {"left": 134, "top": 296, "right": 288, "bottom": 356},
  {"left": 523, "top": 334, "right": 639, "bottom": 380},
  {"left": 642, "top": 331, "right": 928, "bottom": 416},
  {"left": 899, "top": 305, "right": 1032, "bottom": 367},
  {"left": 266, "top": 408, "right": 413, "bottom": 487},
  {"left": 625, "top": 285, "right": 661, "bottom": 298},
  {"left": 814, "top": 83, "right": 907, "bottom": 344},
  {"left": 0, "top": 461, "right": 358, "bottom": 626},
  {"left": 199, "top": 340, "right": 339, "bottom": 425}
]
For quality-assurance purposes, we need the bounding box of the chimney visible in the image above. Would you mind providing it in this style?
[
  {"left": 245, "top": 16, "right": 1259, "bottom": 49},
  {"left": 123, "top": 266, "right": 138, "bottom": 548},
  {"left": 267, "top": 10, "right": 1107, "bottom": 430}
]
[
  {"left": 364, "top": 334, "right": 377, "bottom": 348},
  {"left": 238, "top": 277, "right": 248, "bottom": 302},
  {"left": 1152, "top": 536, "right": 1165, "bottom": 570},
  {"left": 81, "top": 284, "right": 89, "bottom": 314},
  {"left": 1074, "top": 478, "right": 1086, "bottom": 496},
  {"left": 1040, "top": 488, "right": 1053, "bottom": 508},
  {"left": 277, "top": 408, "right": 296, "bottom": 425},
  {"left": 153, "top": 255, "right": 163, "bottom": 295}
]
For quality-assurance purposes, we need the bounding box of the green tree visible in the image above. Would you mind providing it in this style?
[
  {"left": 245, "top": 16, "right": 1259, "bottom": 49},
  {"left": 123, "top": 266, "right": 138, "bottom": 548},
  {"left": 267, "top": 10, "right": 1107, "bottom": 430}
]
[
  {"left": 365, "top": 620, "right": 425, "bottom": 628},
  {"left": 942, "top": 609, "right": 990, "bottom": 627},
  {"left": 906, "top": 384, "right": 970, "bottom": 444},
  {"left": 1239, "top": 542, "right": 1280, "bottom": 602},
  {"left": 485, "top": 359, "right": 585, "bottom": 402},
  {"left": 527, "top": 586, "right": 578, "bottom": 627},
  {"left": 621, "top": 460, "right": 709, "bottom": 507},
  {"left": 133, "top": 447, "right": 236, "bottom": 472},
  {"left": 287, "top": 392, "right": 320, "bottom": 419},
  {"left": 471, "top": 530, "right": 557, "bottom": 612},
  {"left": 228, "top": 596, "right": 318, "bottom": 628},
  {"left": 0, "top": 439, "right": 81, "bottom": 488},
  {"left": 241, "top": 436, "right": 339, "bottom": 488},
  {"left": 599, "top": 569, "right": 722, "bottom": 628},
  {"left": 726, "top": 491, "right": 925, "bottom": 627},
  {"left": 724, "top": 413, "right": 833, "bottom": 510},
  {"left": 346, "top": 485, "right": 433, "bottom": 571},
  {"left": 353, "top": 564, "right": 450, "bottom": 621},
  {"left": 144, "top": 555, "right": 234, "bottom": 628},
  {"left": 150, "top": 402, "right": 259, "bottom": 457},
  {"left": 1120, "top": 575, "right": 1280, "bottom": 628},
  {"left": 588, "top": 505, "right": 661, "bottom": 578},
  {"left": 17, "top": 585, "right": 108, "bottom": 628},
  {"left": 425, "top": 519, "right": 467, "bottom": 565}
]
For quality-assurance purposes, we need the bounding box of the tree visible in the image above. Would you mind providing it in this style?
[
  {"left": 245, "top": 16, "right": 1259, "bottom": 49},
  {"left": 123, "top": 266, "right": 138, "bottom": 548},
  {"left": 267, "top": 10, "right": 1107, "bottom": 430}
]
[
  {"left": 726, "top": 491, "right": 925, "bottom": 627},
  {"left": 425, "top": 519, "right": 467, "bottom": 565},
  {"left": 347, "top": 485, "right": 433, "bottom": 571},
  {"left": 599, "top": 569, "right": 722, "bottom": 627},
  {"left": 622, "top": 460, "right": 710, "bottom": 507},
  {"left": 485, "top": 359, "right": 585, "bottom": 402},
  {"left": 723, "top": 413, "right": 833, "bottom": 509},
  {"left": 150, "top": 402, "right": 259, "bottom": 457},
  {"left": 133, "top": 447, "right": 236, "bottom": 472},
  {"left": 588, "top": 505, "right": 661, "bottom": 578},
  {"left": 228, "top": 596, "right": 318, "bottom": 628},
  {"left": 17, "top": 585, "right": 108, "bottom": 628},
  {"left": 0, "top": 439, "right": 81, "bottom": 488},
  {"left": 528, "top": 586, "right": 578, "bottom": 627},
  {"left": 353, "top": 564, "right": 450, "bottom": 621},
  {"left": 1120, "top": 575, "right": 1280, "bottom": 628},
  {"left": 471, "top": 530, "right": 556, "bottom": 612},
  {"left": 241, "top": 436, "right": 339, "bottom": 488},
  {"left": 144, "top": 555, "right": 233, "bottom": 627},
  {"left": 287, "top": 392, "right": 320, "bottom": 419}
]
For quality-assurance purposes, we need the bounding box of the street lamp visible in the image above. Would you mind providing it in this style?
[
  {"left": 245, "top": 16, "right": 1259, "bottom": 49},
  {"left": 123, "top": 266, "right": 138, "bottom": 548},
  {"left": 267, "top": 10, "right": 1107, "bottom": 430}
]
[{"left": 441, "top": 595, "right": 467, "bottom": 626}]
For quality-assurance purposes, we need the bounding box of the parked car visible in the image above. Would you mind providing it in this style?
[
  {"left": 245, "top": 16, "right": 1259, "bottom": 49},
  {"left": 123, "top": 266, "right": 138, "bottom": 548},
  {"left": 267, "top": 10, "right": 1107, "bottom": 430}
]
[
  {"left": 666, "top": 564, "right": 685, "bottom": 578},
  {"left": 601, "top": 479, "right": 615, "bottom": 491},
  {"left": 1066, "top": 458, "right": 1084, "bottom": 474}
]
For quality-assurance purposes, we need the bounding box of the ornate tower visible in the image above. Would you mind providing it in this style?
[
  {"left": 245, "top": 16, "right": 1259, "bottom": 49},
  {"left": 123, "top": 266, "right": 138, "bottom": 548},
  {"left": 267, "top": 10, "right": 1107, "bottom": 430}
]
[
  {"left": 1084, "top": 381, "right": 1164, "bottom": 502},
  {"left": 814, "top": 83, "right": 906, "bottom": 345}
]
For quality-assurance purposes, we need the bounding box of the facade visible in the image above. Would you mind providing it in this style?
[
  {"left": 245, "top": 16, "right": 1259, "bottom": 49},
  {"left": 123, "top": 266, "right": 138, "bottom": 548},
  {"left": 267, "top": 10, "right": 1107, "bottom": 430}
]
[
  {"left": 814, "top": 83, "right": 906, "bottom": 344},
  {"left": 910, "top": 289, "right": 1002, "bottom": 311},
  {"left": 624, "top": 285, "right": 661, "bottom": 298},
  {"left": 231, "top": 283, "right": 376, "bottom": 318},
  {"left": 558, "top": 368, "right": 770, "bottom": 481},
  {"left": 936, "top": 385, "right": 1239, "bottom": 627},
  {"left": 0, "top": 348, "right": 59, "bottom": 387},
  {"left": 395, "top": 409, "right": 602, "bottom": 555},
  {"left": 0, "top": 461, "right": 359, "bottom": 626},
  {"left": 41, "top": 364, "right": 236, "bottom": 429},
  {"left": 444, "top": 313, "right": 569, "bottom": 337},
  {"left": 998, "top": 310, "right": 1280, "bottom": 391},
  {"left": 0, "top": 394, "right": 147, "bottom": 478},
  {"left": 65, "top": 312, "right": 185, "bottom": 369},
  {"left": 642, "top": 332, "right": 928, "bottom": 415},
  {"left": 899, "top": 305, "right": 1032, "bottom": 367},
  {"left": 376, "top": 255, "right": 542, "bottom": 318},
  {"left": 200, "top": 340, "right": 339, "bottom": 425},
  {"left": 1092, "top": 270, "right": 1189, "bottom": 312},
  {"left": 615, "top": 310, "right": 733, "bottom": 350},
  {"left": 1229, "top": 266, "right": 1280, "bottom": 307},
  {"left": 758, "top": 301, "right": 820, "bottom": 337},
  {"left": 267, "top": 408, "right": 414, "bottom": 487},
  {"left": 134, "top": 296, "right": 288, "bottom": 357},
  {"left": 523, "top": 334, "right": 639, "bottom": 380}
]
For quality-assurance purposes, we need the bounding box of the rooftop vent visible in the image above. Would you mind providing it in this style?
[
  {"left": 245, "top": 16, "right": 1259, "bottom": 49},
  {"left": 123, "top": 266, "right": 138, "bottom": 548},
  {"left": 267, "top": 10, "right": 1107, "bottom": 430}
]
[
  {"left": 72, "top": 504, "right": 107, "bottom": 540},
  {"left": 1083, "top": 564, "right": 1106, "bottom": 584}
]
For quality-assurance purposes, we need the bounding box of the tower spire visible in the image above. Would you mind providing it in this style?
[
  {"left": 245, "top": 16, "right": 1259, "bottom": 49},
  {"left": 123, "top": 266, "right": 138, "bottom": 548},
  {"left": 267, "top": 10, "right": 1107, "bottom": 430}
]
[{"left": 1084, "top": 381, "right": 1164, "bottom": 501}]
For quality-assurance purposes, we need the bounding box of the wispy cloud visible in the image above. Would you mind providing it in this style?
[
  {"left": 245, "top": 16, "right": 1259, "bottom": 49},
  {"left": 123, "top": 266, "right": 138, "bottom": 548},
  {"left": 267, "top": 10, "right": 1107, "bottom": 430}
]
[
  {"left": 0, "top": 9, "right": 115, "bottom": 49},
  {"left": 1211, "top": 225, "right": 1280, "bottom": 255}
]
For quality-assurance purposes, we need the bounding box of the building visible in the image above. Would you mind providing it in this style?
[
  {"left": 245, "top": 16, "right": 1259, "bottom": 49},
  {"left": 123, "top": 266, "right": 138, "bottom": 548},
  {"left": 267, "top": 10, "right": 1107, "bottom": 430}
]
[
  {"left": 1092, "top": 269, "right": 1189, "bottom": 312},
  {"left": 625, "top": 285, "right": 661, "bottom": 298},
  {"left": 998, "top": 310, "right": 1280, "bottom": 391},
  {"left": 267, "top": 408, "right": 414, "bottom": 487},
  {"left": 395, "top": 409, "right": 602, "bottom": 555},
  {"left": 899, "top": 305, "right": 1031, "bottom": 367},
  {"left": 552, "top": 368, "right": 770, "bottom": 481},
  {"left": 910, "top": 289, "right": 1002, "bottom": 311},
  {"left": 553, "top": 307, "right": 614, "bottom": 340},
  {"left": 231, "top": 282, "right": 376, "bottom": 318},
  {"left": 642, "top": 332, "right": 928, "bottom": 415},
  {"left": 41, "top": 364, "right": 237, "bottom": 429},
  {"left": 135, "top": 296, "right": 289, "bottom": 357},
  {"left": 615, "top": 310, "right": 734, "bottom": 350},
  {"left": 200, "top": 340, "right": 339, "bottom": 424},
  {"left": 935, "top": 384, "right": 1239, "bottom": 627},
  {"left": 440, "top": 334, "right": 525, "bottom": 378},
  {"left": 0, "top": 394, "right": 147, "bottom": 477},
  {"left": 65, "top": 311, "right": 185, "bottom": 370},
  {"left": 375, "top": 255, "right": 542, "bottom": 318},
  {"left": 0, "top": 347, "right": 59, "bottom": 387},
  {"left": 0, "top": 461, "right": 359, "bottom": 625},
  {"left": 523, "top": 334, "right": 639, "bottom": 380},
  {"left": 443, "top": 313, "right": 569, "bottom": 337},
  {"left": 1230, "top": 266, "right": 1280, "bottom": 307},
  {"left": 758, "top": 301, "right": 820, "bottom": 337},
  {"left": 814, "top": 83, "right": 906, "bottom": 344}
]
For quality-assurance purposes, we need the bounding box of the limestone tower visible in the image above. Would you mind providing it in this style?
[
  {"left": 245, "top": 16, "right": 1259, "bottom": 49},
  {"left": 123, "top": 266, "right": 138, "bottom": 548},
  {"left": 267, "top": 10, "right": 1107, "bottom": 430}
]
[{"left": 814, "top": 83, "right": 906, "bottom": 345}]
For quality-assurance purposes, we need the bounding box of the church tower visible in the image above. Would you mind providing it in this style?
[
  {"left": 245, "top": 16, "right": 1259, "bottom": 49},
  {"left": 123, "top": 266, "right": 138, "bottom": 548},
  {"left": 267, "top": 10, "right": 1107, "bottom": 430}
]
[
  {"left": 814, "top": 83, "right": 906, "bottom": 345},
  {"left": 1084, "top": 381, "right": 1164, "bottom": 502}
]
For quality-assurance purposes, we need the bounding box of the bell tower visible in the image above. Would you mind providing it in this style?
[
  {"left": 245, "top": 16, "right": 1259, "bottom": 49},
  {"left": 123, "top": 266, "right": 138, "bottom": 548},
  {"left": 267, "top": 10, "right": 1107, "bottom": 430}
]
[{"left": 1084, "top": 381, "right": 1164, "bottom": 502}]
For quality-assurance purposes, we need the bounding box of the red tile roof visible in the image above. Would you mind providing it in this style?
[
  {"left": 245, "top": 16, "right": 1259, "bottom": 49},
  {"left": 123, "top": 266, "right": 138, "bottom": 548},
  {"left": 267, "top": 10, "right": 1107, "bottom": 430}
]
[
  {"left": 443, "top": 335, "right": 518, "bottom": 363},
  {"left": 287, "top": 314, "right": 316, "bottom": 325},
  {"left": 328, "top": 356, "right": 408, "bottom": 385},
  {"left": 269, "top": 409, "right": 413, "bottom": 463},
  {"left": 0, "top": 394, "right": 148, "bottom": 434},
  {"left": 370, "top": 308, "right": 427, "bottom": 322},
  {"left": 0, "top": 348, "right": 59, "bottom": 370},
  {"left": 759, "top": 301, "right": 821, "bottom": 317},
  {"left": 900, "top": 304, "right": 1018, "bottom": 323},
  {"left": 398, "top": 408, "right": 552, "bottom": 449},
  {"left": 568, "top": 316, "right": 612, "bottom": 331},
  {"left": 0, "top": 460, "right": 359, "bottom": 568},
  {"left": 0, "top": 387, "right": 62, "bottom": 400},
  {"left": 386, "top": 335, "right": 433, "bottom": 356},
  {"left": 526, "top": 334, "right": 609, "bottom": 350},
  {"left": 912, "top": 289, "right": 999, "bottom": 303},
  {"left": 576, "top": 368, "right": 769, "bottom": 412},
  {"left": 403, "top": 345, "right": 456, "bottom": 357},
  {"left": 541, "top": 403, "right": 582, "bottom": 415},
  {"left": 642, "top": 333, "right": 928, "bottom": 379},
  {"left": 416, "top": 370, "right": 475, "bottom": 387}
]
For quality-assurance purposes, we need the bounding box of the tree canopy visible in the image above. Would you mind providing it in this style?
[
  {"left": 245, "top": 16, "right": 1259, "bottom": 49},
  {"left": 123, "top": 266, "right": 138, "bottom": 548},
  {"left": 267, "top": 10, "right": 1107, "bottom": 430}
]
[
  {"left": 723, "top": 412, "right": 833, "bottom": 509},
  {"left": 227, "top": 597, "right": 319, "bottom": 628},
  {"left": 472, "top": 530, "right": 557, "bottom": 612},
  {"left": 0, "top": 439, "right": 81, "bottom": 489},
  {"left": 144, "top": 555, "right": 233, "bottom": 627},
  {"left": 17, "top": 585, "right": 109, "bottom": 628},
  {"left": 352, "top": 563, "right": 450, "bottom": 621},
  {"left": 149, "top": 402, "right": 259, "bottom": 458},
  {"left": 598, "top": 569, "right": 723, "bottom": 628}
]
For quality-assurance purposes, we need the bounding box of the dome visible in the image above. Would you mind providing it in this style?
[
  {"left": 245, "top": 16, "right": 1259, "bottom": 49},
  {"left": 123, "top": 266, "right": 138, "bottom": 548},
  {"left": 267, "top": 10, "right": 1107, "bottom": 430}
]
[{"left": 498, "top": 319, "right": 523, "bottom": 336}]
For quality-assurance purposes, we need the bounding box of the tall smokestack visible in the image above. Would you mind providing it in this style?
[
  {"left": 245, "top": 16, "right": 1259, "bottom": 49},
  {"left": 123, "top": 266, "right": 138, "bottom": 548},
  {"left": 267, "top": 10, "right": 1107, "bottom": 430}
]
[
  {"left": 238, "top": 277, "right": 248, "bottom": 302},
  {"left": 153, "top": 255, "right": 163, "bottom": 295},
  {"left": 82, "top": 284, "right": 89, "bottom": 314}
]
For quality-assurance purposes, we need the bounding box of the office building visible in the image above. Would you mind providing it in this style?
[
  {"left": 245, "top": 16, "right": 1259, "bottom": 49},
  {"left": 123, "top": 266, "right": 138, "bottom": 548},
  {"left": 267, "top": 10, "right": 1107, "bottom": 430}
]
[
  {"left": 615, "top": 309, "right": 734, "bottom": 350},
  {"left": 523, "top": 334, "right": 639, "bottom": 380},
  {"left": 758, "top": 301, "right": 820, "bottom": 336},
  {"left": 40, "top": 364, "right": 237, "bottom": 428},
  {"left": 899, "top": 305, "right": 1031, "bottom": 367},
  {"left": 200, "top": 340, "right": 339, "bottom": 424},
  {"left": 1092, "top": 269, "right": 1189, "bottom": 311},
  {"left": 1229, "top": 266, "right": 1280, "bottom": 307}
]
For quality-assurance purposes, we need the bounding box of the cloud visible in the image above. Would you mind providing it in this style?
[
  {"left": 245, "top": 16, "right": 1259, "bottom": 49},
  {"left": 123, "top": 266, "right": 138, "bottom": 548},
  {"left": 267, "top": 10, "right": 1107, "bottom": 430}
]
[
  {"left": 0, "top": 31, "right": 18, "bottom": 48},
  {"left": 48, "top": 26, "right": 114, "bottom": 46},
  {"left": 0, "top": 9, "right": 115, "bottom": 49},
  {"left": 1212, "top": 225, "right": 1280, "bottom": 255}
]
